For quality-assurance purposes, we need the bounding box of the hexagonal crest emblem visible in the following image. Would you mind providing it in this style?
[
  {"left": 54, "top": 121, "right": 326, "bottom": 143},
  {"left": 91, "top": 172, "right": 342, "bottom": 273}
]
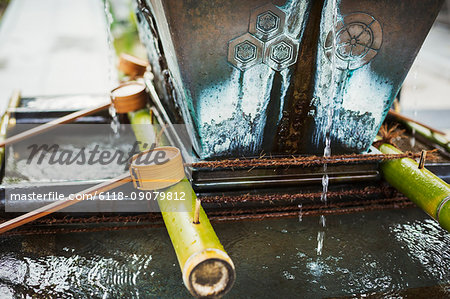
[
  {"left": 249, "top": 4, "right": 285, "bottom": 41},
  {"left": 264, "top": 36, "right": 299, "bottom": 71},
  {"left": 228, "top": 33, "right": 264, "bottom": 71}
]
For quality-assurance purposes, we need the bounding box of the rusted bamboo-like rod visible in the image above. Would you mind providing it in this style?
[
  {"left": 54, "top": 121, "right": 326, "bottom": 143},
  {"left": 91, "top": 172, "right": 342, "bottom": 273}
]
[
  {"left": 0, "top": 173, "right": 132, "bottom": 234},
  {"left": 0, "top": 102, "right": 110, "bottom": 148}
]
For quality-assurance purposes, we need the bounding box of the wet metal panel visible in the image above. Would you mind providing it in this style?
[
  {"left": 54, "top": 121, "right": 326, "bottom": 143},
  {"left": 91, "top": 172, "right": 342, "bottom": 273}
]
[{"left": 135, "top": 0, "right": 443, "bottom": 159}]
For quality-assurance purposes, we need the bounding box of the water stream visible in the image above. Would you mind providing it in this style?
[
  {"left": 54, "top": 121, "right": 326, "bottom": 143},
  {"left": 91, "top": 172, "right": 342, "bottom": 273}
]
[
  {"left": 317, "top": 0, "right": 338, "bottom": 256},
  {"left": 103, "top": 0, "right": 116, "bottom": 90},
  {"left": 103, "top": 0, "right": 120, "bottom": 135},
  {"left": 410, "top": 70, "right": 418, "bottom": 148}
]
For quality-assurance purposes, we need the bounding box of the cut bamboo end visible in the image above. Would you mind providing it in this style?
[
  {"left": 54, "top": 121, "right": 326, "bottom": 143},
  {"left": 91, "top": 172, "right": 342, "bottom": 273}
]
[
  {"left": 183, "top": 249, "right": 235, "bottom": 298},
  {"left": 130, "top": 146, "right": 185, "bottom": 190},
  {"left": 111, "top": 82, "right": 148, "bottom": 113},
  {"left": 118, "top": 53, "right": 149, "bottom": 78}
]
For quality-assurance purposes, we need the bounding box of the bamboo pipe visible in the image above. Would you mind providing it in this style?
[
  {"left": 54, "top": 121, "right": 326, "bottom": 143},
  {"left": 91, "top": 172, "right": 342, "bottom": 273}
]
[
  {"left": 1, "top": 90, "right": 21, "bottom": 131},
  {"left": 387, "top": 109, "right": 450, "bottom": 153},
  {"left": 0, "top": 90, "right": 22, "bottom": 168},
  {"left": 0, "top": 173, "right": 132, "bottom": 234},
  {"left": 128, "top": 109, "right": 235, "bottom": 298},
  {"left": 388, "top": 109, "right": 446, "bottom": 136},
  {"left": 406, "top": 121, "right": 450, "bottom": 154},
  {"left": 379, "top": 143, "right": 450, "bottom": 232}
]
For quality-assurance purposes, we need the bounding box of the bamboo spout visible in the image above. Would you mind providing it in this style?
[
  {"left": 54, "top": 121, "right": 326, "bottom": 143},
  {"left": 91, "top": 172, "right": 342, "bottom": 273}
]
[
  {"left": 379, "top": 144, "right": 450, "bottom": 232},
  {"left": 128, "top": 109, "right": 235, "bottom": 298}
]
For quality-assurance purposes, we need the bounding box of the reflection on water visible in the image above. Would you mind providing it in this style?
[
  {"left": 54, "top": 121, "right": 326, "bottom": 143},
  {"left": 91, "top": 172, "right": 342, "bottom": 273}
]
[
  {"left": 21, "top": 95, "right": 109, "bottom": 111},
  {"left": 0, "top": 208, "right": 449, "bottom": 298},
  {"left": 4, "top": 127, "right": 136, "bottom": 184}
]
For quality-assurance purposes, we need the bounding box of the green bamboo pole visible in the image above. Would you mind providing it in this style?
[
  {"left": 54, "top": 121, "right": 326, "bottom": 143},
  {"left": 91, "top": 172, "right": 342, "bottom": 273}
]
[
  {"left": 128, "top": 109, "right": 235, "bottom": 298},
  {"left": 379, "top": 143, "right": 450, "bottom": 232},
  {"left": 400, "top": 118, "right": 450, "bottom": 153},
  {"left": 0, "top": 90, "right": 21, "bottom": 174}
]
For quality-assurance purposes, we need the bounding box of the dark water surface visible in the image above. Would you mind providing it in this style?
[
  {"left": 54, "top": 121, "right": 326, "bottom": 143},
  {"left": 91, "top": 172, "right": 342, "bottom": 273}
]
[{"left": 0, "top": 208, "right": 449, "bottom": 298}]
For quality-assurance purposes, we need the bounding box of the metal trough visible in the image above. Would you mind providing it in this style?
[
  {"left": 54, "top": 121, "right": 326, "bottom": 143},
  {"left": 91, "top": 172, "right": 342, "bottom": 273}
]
[{"left": 134, "top": 0, "right": 443, "bottom": 159}]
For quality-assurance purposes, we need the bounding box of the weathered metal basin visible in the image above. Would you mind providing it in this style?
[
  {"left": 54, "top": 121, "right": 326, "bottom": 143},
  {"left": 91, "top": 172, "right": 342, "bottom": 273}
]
[{"left": 134, "top": 0, "right": 443, "bottom": 159}]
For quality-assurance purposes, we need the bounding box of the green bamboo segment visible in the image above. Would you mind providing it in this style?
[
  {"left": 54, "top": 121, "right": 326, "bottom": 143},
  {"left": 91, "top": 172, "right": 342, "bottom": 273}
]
[
  {"left": 0, "top": 90, "right": 21, "bottom": 175},
  {"left": 128, "top": 109, "right": 235, "bottom": 298},
  {"left": 404, "top": 120, "right": 450, "bottom": 153},
  {"left": 379, "top": 144, "right": 450, "bottom": 232},
  {"left": 128, "top": 109, "right": 156, "bottom": 148}
]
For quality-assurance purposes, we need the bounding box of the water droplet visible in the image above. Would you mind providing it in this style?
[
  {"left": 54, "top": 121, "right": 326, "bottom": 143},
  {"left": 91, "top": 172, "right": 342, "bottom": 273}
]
[
  {"left": 316, "top": 231, "right": 325, "bottom": 256},
  {"left": 282, "top": 270, "right": 295, "bottom": 280}
]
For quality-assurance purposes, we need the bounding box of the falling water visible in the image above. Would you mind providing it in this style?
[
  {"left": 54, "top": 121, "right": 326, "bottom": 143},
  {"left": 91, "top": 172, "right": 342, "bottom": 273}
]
[
  {"left": 409, "top": 70, "right": 418, "bottom": 148},
  {"left": 316, "top": 231, "right": 325, "bottom": 255},
  {"left": 109, "top": 105, "right": 121, "bottom": 135},
  {"left": 298, "top": 204, "right": 303, "bottom": 222},
  {"left": 103, "top": 0, "right": 120, "bottom": 134},
  {"left": 321, "top": 0, "right": 338, "bottom": 204},
  {"left": 316, "top": 215, "right": 326, "bottom": 255},
  {"left": 103, "top": 0, "right": 116, "bottom": 90},
  {"left": 317, "top": 0, "right": 338, "bottom": 256}
]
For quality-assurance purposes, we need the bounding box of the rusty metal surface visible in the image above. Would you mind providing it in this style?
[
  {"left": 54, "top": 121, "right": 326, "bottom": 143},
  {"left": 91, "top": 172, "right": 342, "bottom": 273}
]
[
  {"left": 0, "top": 187, "right": 412, "bottom": 236},
  {"left": 190, "top": 151, "right": 422, "bottom": 169}
]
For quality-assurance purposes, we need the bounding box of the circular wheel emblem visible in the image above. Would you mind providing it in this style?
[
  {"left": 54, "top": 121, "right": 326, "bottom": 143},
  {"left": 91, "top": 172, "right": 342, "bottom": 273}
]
[{"left": 324, "top": 13, "right": 382, "bottom": 70}]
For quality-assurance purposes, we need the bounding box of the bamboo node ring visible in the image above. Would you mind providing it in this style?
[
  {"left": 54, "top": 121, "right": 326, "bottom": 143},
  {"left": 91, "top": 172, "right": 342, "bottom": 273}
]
[{"left": 436, "top": 195, "right": 450, "bottom": 223}]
